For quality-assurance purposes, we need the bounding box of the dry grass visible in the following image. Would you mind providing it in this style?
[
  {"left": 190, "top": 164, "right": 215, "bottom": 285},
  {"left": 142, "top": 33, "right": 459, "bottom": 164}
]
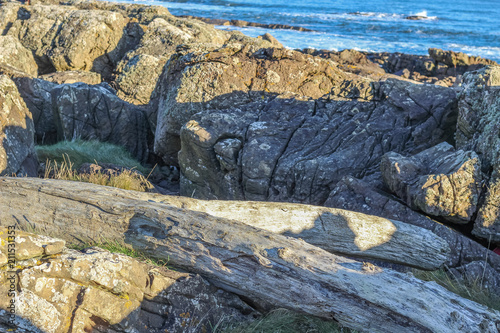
[{"left": 43, "top": 155, "right": 153, "bottom": 192}]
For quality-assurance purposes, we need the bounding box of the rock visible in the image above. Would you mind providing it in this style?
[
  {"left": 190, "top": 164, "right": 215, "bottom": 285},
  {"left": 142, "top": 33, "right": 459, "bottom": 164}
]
[
  {"left": 1, "top": 177, "right": 499, "bottom": 333},
  {"left": 0, "top": 36, "right": 38, "bottom": 76},
  {"left": 380, "top": 142, "right": 482, "bottom": 224},
  {"left": 9, "top": 76, "right": 58, "bottom": 145},
  {"left": 0, "top": 2, "right": 19, "bottom": 34},
  {"left": 0, "top": 227, "right": 65, "bottom": 263},
  {"left": 51, "top": 82, "right": 152, "bottom": 163},
  {"left": 456, "top": 65, "right": 500, "bottom": 242},
  {"left": 429, "top": 48, "right": 498, "bottom": 68},
  {"left": 39, "top": 70, "right": 101, "bottom": 85},
  {"left": 0, "top": 74, "right": 38, "bottom": 176},
  {"left": 0, "top": 244, "right": 256, "bottom": 333},
  {"left": 154, "top": 44, "right": 374, "bottom": 165},
  {"left": 324, "top": 176, "right": 500, "bottom": 295},
  {"left": 6, "top": 3, "right": 138, "bottom": 78},
  {"left": 178, "top": 78, "right": 458, "bottom": 204},
  {"left": 179, "top": 15, "right": 313, "bottom": 32}
]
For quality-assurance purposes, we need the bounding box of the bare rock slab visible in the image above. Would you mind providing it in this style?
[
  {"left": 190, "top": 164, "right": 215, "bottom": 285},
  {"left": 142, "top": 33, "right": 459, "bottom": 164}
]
[{"left": 381, "top": 142, "right": 482, "bottom": 224}]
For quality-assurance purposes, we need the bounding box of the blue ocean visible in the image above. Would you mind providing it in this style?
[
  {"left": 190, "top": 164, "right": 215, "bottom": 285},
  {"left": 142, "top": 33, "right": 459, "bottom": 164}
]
[{"left": 114, "top": 0, "right": 500, "bottom": 62}]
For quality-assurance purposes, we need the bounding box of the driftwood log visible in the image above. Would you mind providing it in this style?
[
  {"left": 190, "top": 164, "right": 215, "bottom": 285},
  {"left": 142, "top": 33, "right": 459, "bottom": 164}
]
[{"left": 1, "top": 177, "right": 499, "bottom": 333}]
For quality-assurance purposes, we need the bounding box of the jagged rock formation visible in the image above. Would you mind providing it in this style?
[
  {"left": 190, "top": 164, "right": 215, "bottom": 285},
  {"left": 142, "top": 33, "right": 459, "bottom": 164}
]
[
  {"left": 0, "top": 35, "right": 38, "bottom": 76},
  {"left": 0, "top": 74, "right": 38, "bottom": 176},
  {"left": 0, "top": 227, "right": 256, "bottom": 333},
  {"left": 177, "top": 78, "right": 457, "bottom": 204},
  {"left": 456, "top": 66, "right": 500, "bottom": 243}
]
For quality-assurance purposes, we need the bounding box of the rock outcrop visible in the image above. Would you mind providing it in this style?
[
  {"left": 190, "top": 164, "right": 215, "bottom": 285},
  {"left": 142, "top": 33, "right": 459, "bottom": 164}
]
[
  {"left": 0, "top": 75, "right": 38, "bottom": 176},
  {"left": 456, "top": 65, "right": 500, "bottom": 243},
  {"left": 0, "top": 228, "right": 256, "bottom": 333},
  {"left": 178, "top": 78, "right": 457, "bottom": 204},
  {"left": 51, "top": 82, "right": 152, "bottom": 163},
  {"left": 0, "top": 35, "right": 38, "bottom": 76},
  {"left": 381, "top": 142, "right": 482, "bottom": 224}
]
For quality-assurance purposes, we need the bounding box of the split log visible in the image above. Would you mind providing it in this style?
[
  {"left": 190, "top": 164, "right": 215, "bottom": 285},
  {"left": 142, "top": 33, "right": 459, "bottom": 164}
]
[{"left": 1, "top": 177, "right": 499, "bottom": 333}]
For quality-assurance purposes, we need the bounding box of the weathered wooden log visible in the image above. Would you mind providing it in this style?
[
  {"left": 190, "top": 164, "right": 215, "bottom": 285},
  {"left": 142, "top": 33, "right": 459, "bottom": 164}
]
[
  {"left": 144, "top": 196, "right": 450, "bottom": 270},
  {"left": 1, "top": 177, "right": 499, "bottom": 333}
]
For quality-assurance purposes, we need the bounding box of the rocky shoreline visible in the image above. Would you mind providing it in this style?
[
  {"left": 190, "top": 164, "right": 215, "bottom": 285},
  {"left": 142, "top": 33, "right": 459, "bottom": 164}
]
[{"left": 1, "top": 0, "right": 500, "bottom": 332}]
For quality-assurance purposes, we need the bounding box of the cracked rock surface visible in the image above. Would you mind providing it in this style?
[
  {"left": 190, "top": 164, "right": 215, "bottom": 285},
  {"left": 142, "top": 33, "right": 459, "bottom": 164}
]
[{"left": 0, "top": 228, "right": 257, "bottom": 333}]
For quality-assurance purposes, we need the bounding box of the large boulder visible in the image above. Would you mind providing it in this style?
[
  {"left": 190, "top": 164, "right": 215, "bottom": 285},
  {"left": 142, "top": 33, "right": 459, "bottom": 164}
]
[
  {"left": 6, "top": 3, "right": 137, "bottom": 78},
  {"left": 51, "top": 82, "right": 152, "bottom": 163},
  {"left": 0, "top": 74, "right": 37, "bottom": 176},
  {"left": 380, "top": 142, "right": 482, "bottom": 224},
  {"left": 179, "top": 78, "right": 458, "bottom": 204},
  {"left": 0, "top": 228, "right": 256, "bottom": 333},
  {"left": 456, "top": 65, "right": 500, "bottom": 242},
  {"left": 0, "top": 35, "right": 38, "bottom": 76},
  {"left": 154, "top": 44, "right": 374, "bottom": 165}
]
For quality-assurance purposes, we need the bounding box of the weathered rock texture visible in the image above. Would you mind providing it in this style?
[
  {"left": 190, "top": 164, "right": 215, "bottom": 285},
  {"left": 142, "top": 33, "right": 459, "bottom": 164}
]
[
  {"left": 456, "top": 65, "right": 500, "bottom": 242},
  {"left": 154, "top": 44, "right": 376, "bottom": 165},
  {"left": 0, "top": 75, "right": 37, "bottom": 176},
  {"left": 0, "top": 35, "right": 38, "bottom": 76},
  {"left": 381, "top": 142, "right": 482, "bottom": 224},
  {"left": 0, "top": 178, "right": 499, "bottom": 333},
  {"left": 324, "top": 176, "right": 500, "bottom": 295},
  {"left": 0, "top": 228, "right": 256, "bottom": 333},
  {"left": 6, "top": 3, "right": 136, "bottom": 78},
  {"left": 178, "top": 78, "right": 457, "bottom": 205},
  {"left": 51, "top": 82, "right": 151, "bottom": 163}
]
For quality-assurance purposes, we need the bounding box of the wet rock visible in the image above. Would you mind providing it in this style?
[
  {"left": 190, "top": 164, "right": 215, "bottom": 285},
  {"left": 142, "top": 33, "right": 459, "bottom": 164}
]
[
  {"left": 0, "top": 74, "right": 37, "bottom": 176},
  {"left": 51, "top": 82, "right": 152, "bottom": 163},
  {"left": 380, "top": 142, "right": 482, "bottom": 224},
  {"left": 0, "top": 35, "right": 38, "bottom": 76},
  {"left": 179, "top": 78, "right": 458, "bottom": 204}
]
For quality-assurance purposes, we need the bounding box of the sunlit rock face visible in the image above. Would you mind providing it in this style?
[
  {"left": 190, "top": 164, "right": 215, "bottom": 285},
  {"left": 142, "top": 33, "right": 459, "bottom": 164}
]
[
  {"left": 0, "top": 228, "right": 257, "bottom": 333},
  {"left": 381, "top": 142, "right": 482, "bottom": 224},
  {"left": 0, "top": 74, "right": 37, "bottom": 176},
  {"left": 456, "top": 66, "right": 500, "bottom": 242}
]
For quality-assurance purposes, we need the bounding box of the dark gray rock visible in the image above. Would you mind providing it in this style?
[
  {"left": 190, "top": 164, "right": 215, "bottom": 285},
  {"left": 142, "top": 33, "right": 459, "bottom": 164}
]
[
  {"left": 324, "top": 176, "right": 500, "bottom": 296},
  {"left": 0, "top": 74, "right": 38, "bottom": 176},
  {"left": 179, "top": 78, "right": 458, "bottom": 205},
  {"left": 51, "top": 82, "right": 152, "bottom": 163}
]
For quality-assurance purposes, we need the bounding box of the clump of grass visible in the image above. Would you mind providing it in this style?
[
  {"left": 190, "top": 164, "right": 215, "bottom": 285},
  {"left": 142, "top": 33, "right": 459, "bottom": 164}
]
[
  {"left": 68, "top": 240, "right": 171, "bottom": 268},
  {"left": 36, "top": 140, "right": 149, "bottom": 174},
  {"left": 213, "top": 308, "right": 358, "bottom": 333},
  {"left": 44, "top": 155, "right": 153, "bottom": 192},
  {"left": 413, "top": 268, "right": 500, "bottom": 311}
]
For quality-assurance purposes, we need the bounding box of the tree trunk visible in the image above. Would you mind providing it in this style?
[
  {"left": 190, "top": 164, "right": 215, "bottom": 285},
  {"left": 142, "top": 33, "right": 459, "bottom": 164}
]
[{"left": 1, "top": 177, "right": 499, "bottom": 333}]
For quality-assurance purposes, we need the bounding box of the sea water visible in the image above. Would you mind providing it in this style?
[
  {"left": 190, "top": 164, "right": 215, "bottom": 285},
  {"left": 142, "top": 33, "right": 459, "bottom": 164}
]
[{"left": 110, "top": 0, "right": 500, "bottom": 62}]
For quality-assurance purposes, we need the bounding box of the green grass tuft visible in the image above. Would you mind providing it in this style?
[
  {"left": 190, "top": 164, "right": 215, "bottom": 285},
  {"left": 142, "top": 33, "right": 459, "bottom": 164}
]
[
  {"left": 413, "top": 268, "right": 500, "bottom": 311},
  {"left": 36, "top": 140, "right": 149, "bottom": 174},
  {"left": 213, "top": 308, "right": 358, "bottom": 333}
]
